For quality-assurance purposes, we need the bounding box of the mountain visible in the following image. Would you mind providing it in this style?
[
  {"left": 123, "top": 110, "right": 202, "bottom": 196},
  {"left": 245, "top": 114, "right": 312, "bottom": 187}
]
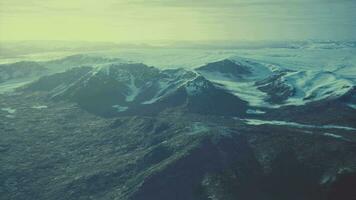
[
  {"left": 197, "top": 58, "right": 354, "bottom": 107},
  {"left": 255, "top": 70, "right": 353, "bottom": 105},
  {"left": 44, "top": 54, "right": 126, "bottom": 72},
  {"left": 195, "top": 58, "right": 356, "bottom": 128},
  {"left": 196, "top": 59, "right": 252, "bottom": 78},
  {"left": 0, "top": 54, "right": 130, "bottom": 94},
  {"left": 0, "top": 61, "right": 49, "bottom": 83},
  {"left": 0, "top": 61, "right": 51, "bottom": 94},
  {"left": 22, "top": 57, "right": 356, "bottom": 126},
  {"left": 2, "top": 55, "right": 356, "bottom": 200},
  {"left": 25, "top": 63, "right": 248, "bottom": 117},
  {"left": 3, "top": 55, "right": 355, "bottom": 113},
  {"left": 1, "top": 92, "right": 356, "bottom": 200}
]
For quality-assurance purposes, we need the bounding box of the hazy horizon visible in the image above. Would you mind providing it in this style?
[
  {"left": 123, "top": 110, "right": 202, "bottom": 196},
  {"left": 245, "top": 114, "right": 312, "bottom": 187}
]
[{"left": 1, "top": 0, "right": 356, "bottom": 42}]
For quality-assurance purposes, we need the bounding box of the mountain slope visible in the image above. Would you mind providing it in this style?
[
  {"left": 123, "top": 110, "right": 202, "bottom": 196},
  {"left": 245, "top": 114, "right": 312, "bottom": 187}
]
[
  {"left": 21, "top": 58, "right": 356, "bottom": 126},
  {"left": 1, "top": 55, "right": 356, "bottom": 200},
  {"left": 1, "top": 92, "right": 356, "bottom": 200},
  {"left": 0, "top": 61, "right": 49, "bottom": 83},
  {"left": 197, "top": 58, "right": 354, "bottom": 108},
  {"left": 25, "top": 63, "right": 248, "bottom": 117}
]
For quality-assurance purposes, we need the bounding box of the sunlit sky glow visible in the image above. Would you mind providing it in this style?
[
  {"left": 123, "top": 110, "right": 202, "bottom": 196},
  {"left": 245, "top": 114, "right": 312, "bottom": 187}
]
[{"left": 0, "top": 0, "right": 355, "bottom": 42}]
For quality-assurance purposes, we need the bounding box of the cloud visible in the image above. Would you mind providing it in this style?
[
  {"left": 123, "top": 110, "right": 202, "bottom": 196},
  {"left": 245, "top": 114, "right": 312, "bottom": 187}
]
[
  {"left": 123, "top": 0, "right": 356, "bottom": 8},
  {"left": 0, "top": 0, "right": 355, "bottom": 41}
]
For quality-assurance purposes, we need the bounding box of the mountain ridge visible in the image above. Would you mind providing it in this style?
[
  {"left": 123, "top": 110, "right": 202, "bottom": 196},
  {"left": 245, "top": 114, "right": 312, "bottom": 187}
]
[{"left": 21, "top": 57, "right": 355, "bottom": 124}]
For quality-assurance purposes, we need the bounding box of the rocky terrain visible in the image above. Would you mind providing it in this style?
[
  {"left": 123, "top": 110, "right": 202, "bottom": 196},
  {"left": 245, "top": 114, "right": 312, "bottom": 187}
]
[{"left": 1, "top": 55, "right": 356, "bottom": 200}]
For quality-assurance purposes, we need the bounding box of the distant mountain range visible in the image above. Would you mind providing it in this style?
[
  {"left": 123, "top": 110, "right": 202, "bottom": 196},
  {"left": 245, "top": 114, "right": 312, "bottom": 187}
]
[{"left": 1, "top": 40, "right": 355, "bottom": 59}]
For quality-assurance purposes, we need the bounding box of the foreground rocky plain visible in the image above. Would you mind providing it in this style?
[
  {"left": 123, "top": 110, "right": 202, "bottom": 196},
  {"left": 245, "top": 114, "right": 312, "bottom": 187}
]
[{"left": 1, "top": 55, "right": 356, "bottom": 200}]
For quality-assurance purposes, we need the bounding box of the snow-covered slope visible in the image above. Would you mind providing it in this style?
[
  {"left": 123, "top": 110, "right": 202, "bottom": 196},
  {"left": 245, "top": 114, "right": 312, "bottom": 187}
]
[
  {"left": 196, "top": 58, "right": 275, "bottom": 107},
  {"left": 196, "top": 58, "right": 354, "bottom": 108},
  {"left": 21, "top": 56, "right": 355, "bottom": 117},
  {"left": 26, "top": 63, "right": 247, "bottom": 116},
  {"left": 279, "top": 70, "right": 352, "bottom": 105}
]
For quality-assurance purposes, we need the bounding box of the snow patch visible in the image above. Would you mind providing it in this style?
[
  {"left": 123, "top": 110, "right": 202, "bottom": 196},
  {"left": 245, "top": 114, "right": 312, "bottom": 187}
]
[
  {"left": 246, "top": 109, "right": 266, "bottom": 114},
  {"left": 1, "top": 107, "right": 16, "bottom": 114},
  {"left": 243, "top": 118, "right": 356, "bottom": 131},
  {"left": 323, "top": 133, "right": 344, "bottom": 139},
  {"left": 320, "top": 174, "right": 335, "bottom": 185},
  {"left": 31, "top": 105, "right": 48, "bottom": 109},
  {"left": 125, "top": 74, "right": 140, "bottom": 102},
  {"left": 142, "top": 79, "right": 172, "bottom": 104},
  {"left": 347, "top": 104, "right": 356, "bottom": 109},
  {"left": 212, "top": 78, "right": 270, "bottom": 107},
  {"left": 185, "top": 77, "right": 207, "bottom": 95},
  {"left": 0, "top": 79, "right": 34, "bottom": 94},
  {"left": 112, "top": 105, "right": 128, "bottom": 112},
  {"left": 187, "top": 122, "right": 210, "bottom": 135}
]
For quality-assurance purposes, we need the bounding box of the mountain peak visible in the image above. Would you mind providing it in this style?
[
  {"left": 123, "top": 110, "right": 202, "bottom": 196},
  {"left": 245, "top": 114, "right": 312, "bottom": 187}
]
[
  {"left": 185, "top": 75, "right": 214, "bottom": 96},
  {"left": 196, "top": 59, "right": 252, "bottom": 78}
]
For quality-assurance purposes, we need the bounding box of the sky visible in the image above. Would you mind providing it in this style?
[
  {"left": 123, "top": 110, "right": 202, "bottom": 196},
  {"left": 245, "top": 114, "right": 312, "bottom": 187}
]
[{"left": 0, "top": 0, "right": 355, "bottom": 42}]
